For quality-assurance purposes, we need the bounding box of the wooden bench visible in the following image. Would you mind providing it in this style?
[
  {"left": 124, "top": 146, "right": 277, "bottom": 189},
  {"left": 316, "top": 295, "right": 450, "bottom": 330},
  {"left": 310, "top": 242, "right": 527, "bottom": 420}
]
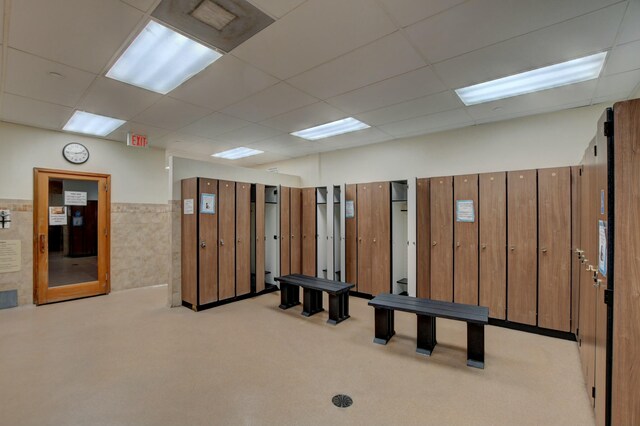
[
  {"left": 274, "top": 274, "right": 355, "bottom": 325},
  {"left": 368, "top": 293, "right": 489, "bottom": 369}
]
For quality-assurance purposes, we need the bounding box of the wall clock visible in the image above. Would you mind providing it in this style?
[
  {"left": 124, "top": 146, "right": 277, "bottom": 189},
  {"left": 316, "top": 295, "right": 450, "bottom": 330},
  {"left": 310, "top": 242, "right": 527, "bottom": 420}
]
[{"left": 62, "top": 143, "right": 89, "bottom": 164}]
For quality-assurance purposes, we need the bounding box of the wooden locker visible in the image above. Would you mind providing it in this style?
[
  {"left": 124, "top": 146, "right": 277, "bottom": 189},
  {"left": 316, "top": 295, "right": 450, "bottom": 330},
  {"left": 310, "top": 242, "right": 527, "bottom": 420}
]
[
  {"left": 181, "top": 178, "right": 198, "bottom": 306},
  {"left": 479, "top": 172, "right": 506, "bottom": 319},
  {"left": 236, "top": 182, "right": 251, "bottom": 296},
  {"left": 218, "top": 181, "right": 236, "bottom": 300},
  {"left": 199, "top": 178, "right": 218, "bottom": 305},
  {"left": 538, "top": 167, "right": 571, "bottom": 331},
  {"left": 454, "top": 174, "right": 479, "bottom": 305},
  {"left": 507, "top": 170, "right": 537, "bottom": 325},
  {"left": 430, "top": 176, "right": 453, "bottom": 302},
  {"left": 290, "top": 188, "right": 302, "bottom": 274},
  {"left": 416, "top": 178, "right": 431, "bottom": 298},
  {"left": 371, "top": 182, "right": 391, "bottom": 296},
  {"left": 255, "top": 184, "right": 265, "bottom": 293},
  {"left": 301, "top": 188, "right": 317, "bottom": 276},
  {"left": 280, "top": 186, "right": 291, "bottom": 276},
  {"left": 357, "top": 183, "right": 372, "bottom": 295},
  {"left": 570, "top": 166, "right": 581, "bottom": 335},
  {"left": 345, "top": 184, "right": 357, "bottom": 289}
]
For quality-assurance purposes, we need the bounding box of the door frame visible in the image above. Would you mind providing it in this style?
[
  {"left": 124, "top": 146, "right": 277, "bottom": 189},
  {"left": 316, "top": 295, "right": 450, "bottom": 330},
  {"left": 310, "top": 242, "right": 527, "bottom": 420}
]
[{"left": 33, "top": 168, "right": 111, "bottom": 305}]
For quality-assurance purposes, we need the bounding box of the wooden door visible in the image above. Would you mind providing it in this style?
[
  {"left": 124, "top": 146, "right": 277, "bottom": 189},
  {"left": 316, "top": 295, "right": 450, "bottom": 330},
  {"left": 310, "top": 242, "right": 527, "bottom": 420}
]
[
  {"left": 198, "top": 178, "right": 218, "bottom": 305},
  {"left": 371, "top": 182, "right": 390, "bottom": 296},
  {"left": 571, "top": 166, "right": 581, "bottom": 335},
  {"left": 34, "top": 169, "right": 110, "bottom": 305},
  {"left": 479, "top": 172, "right": 506, "bottom": 319},
  {"left": 290, "top": 188, "right": 302, "bottom": 274},
  {"left": 357, "top": 183, "right": 372, "bottom": 295},
  {"left": 255, "top": 184, "right": 265, "bottom": 293},
  {"left": 430, "top": 176, "right": 453, "bottom": 302},
  {"left": 345, "top": 184, "right": 357, "bottom": 289},
  {"left": 236, "top": 182, "right": 251, "bottom": 296},
  {"left": 454, "top": 174, "right": 478, "bottom": 305},
  {"left": 280, "top": 186, "right": 291, "bottom": 276},
  {"left": 416, "top": 178, "right": 431, "bottom": 298},
  {"left": 507, "top": 170, "right": 537, "bottom": 325},
  {"left": 538, "top": 167, "right": 571, "bottom": 331},
  {"left": 181, "top": 178, "right": 198, "bottom": 306},
  {"left": 218, "top": 180, "right": 235, "bottom": 300},
  {"left": 301, "top": 188, "right": 316, "bottom": 276}
]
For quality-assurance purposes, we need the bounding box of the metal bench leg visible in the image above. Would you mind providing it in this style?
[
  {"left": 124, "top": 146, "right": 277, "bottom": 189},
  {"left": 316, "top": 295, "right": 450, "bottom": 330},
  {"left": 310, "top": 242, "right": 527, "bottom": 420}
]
[
  {"left": 467, "top": 322, "right": 485, "bottom": 369},
  {"left": 373, "top": 308, "right": 395, "bottom": 345},
  {"left": 416, "top": 315, "right": 437, "bottom": 356},
  {"left": 302, "top": 289, "right": 324, "bottom": 317}
]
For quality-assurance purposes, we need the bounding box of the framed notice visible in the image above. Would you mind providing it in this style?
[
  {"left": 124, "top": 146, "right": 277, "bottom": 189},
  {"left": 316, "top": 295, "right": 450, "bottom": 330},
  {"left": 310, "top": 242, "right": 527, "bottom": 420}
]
[
  {"left": 456, "top": 200, "right": 475, "bottom": 222},
  {"left": 49, "top": 206, "right": 67, "bottom": 226},
  {"left": 599, "top": 220, "right": 607, "bottom": 276},
  {"left": 183, "top": 199, "right": 194, "bottom": 215},
  {"left": 0, "top": 240, "right": 21, "bottom": 273},
  {"left": 64, "top": 191, "right": 87, "bottom": 206},
  {"left": 345, "top": 200, "right": 355, "bottom": 219},
  {"left": 200, "top": 193, "right": 216, "bottom": 214}
]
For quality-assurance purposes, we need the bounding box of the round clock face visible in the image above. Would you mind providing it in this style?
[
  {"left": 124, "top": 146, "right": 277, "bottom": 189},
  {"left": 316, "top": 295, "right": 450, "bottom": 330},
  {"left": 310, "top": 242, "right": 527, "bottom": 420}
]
[{"left": 63, "top": 143, "right": 89, "bottom": 164}]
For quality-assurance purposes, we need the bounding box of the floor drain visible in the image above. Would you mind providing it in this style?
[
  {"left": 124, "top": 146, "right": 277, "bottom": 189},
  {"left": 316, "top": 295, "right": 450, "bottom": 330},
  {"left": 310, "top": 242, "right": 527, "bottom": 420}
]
[{"left": 332, "top": 394, "right": 353, "bottom": 408}]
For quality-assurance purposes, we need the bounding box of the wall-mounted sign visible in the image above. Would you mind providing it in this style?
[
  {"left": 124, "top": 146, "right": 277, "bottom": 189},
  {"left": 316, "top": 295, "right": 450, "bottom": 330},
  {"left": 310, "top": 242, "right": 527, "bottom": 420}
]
[
  {"left": 49, "top": 206, "right": 67, "bottom": 226},
  {"left": 64, "top": 191, "right": 87, "bottom": 206},
  {"left": 127, "top": 133, "right": 148, "bottom": 148},
  {"left": 200, "top": 194, "right": 216, "bottom": 214},
  {"left": 184, "top": 199, "right": 194, "bottom": 215},
  {"left": 0, "top": 240, "right": 21, "bottom": 273},
  {"left": 456, "top": 200, "right": 475, "bottom": 222},
  {"left": 345, "top": 200, "right": 355, "bottom": 219},
  {"left": 0, "top": 210, "right": 10, "bottom": 229},
  {"left": 599, "top": 220, "right": 607, "bottom": 276}
]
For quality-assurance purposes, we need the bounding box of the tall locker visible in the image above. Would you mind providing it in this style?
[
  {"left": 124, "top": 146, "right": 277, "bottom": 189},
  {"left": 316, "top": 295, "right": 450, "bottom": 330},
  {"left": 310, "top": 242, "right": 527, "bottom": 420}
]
[
  {"left": 570, "top": 166, "right": 581, "bottom": 335},
  {"left": 181, "top": 178, "right": 198, "bottom": 306},
  {"left": 453, "top": 174, "right": 478, "bottom": 305},
  {"left": 301, "top": 187, "right": 316, "bottom": 276},
  {"left": 345, "top": 184, "right": 357, "bottom": 289},
  {"left": 537, "top": 168, "right": 571, "bottom": 331},
  {"left": 371, "top": 182, "right": 391, "bottom": 296},
  {"left": 290, "top": 188, "right": 302, "bottom": 274},
  {"left": 218, "top": 181, "right": 236, "bottom": 301},
  {"left": 199, "top": 178, "right": 218, "bottom": 305},
  {"left": 236, "top": 183, "right": 251, "bottom": 296},
  {"left": 430, "top": 176, "right": 453, "bottom": 302},
  {"left": 280, "top": 186, "right": 291, "bottom": 276},
  {"left": 357, "top": 183, "right": 372, "bottom": 295},
  {"left": 507, "top": 170, "right": 537, "bottom": 325},
  {"left": 416, "top": 178, "right": 430, "bottom": 298},
  {"left": 255, "top": 184, "right": 265, "bottom": 293},
  {"left": 479, "top": 172, "right": 506, "bottom": 320}
]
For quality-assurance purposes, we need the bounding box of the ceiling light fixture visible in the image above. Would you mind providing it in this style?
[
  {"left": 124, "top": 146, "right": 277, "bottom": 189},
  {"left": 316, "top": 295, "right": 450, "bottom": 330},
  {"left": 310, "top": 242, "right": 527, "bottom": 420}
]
[
  {"left": 106, "top": 20, "right": 222, "bottom": 94},
  {"left": 455, "top": 52, "right": 608, "bottom": 106},
  {"left": 63, "top": 111, "right": 126, "bottom": 137},
  {"left": 212, "top": 147, "right": 264, "bottom": 160},
  {"left": 291, "top": 117, "right": 370, "bottom": 141}
]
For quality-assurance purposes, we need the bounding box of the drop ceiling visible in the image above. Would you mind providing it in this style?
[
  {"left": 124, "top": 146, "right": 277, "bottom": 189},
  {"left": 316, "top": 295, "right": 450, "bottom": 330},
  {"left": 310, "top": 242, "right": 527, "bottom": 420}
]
[{"left": 1, "top": 0, "right": 639, "bottom": 167}]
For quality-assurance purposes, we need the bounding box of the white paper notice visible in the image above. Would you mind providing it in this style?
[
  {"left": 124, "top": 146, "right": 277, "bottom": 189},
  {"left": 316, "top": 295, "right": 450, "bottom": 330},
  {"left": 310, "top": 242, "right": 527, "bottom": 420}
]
[
  {"left": 183, "top": 199, "right": 194, "bottom": 215},
  {"left": 49, "top": 206, "right": 67, "bottom": 226},
  {"left": 345, "top": 200, "right": 355, "bottom": 219},
  {"left": 0, "top": 240, "right": 21, "bottom": 273},
  {"left": 456, "top": 200, "right": 475, "bottom": 222},
  {"left": 64, "top": 191, "right": 87, "bottom": 206},
  {"left": 599, "top": 220, "right": 607, "bottom": 276}
]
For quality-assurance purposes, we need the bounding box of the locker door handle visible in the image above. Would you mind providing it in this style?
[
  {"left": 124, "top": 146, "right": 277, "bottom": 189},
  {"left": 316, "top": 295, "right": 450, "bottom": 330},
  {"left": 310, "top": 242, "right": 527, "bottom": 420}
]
[
  {"left": 291, "top": 235, "right": 295, "bottom": 239},
  {"left": 481, "top": 244, "right": 487, "bottom": 250},
  {"left": 456, "top": 241, "right": 460, "bottom": 248},
  {"left": 200, "top": 241, "right": 206, "bottom": 248},
  {"left": 220, "top": 239, "right": 224, "bottom": 246},
  {"left": 510, "top": 246, "right": 515, "bottom": 251},
  {"left": 594, "top": 279, "right": 602, "bottom": 288},
  {"left": 432, "top": 241, "right": 437, "bottom": 246},
  {"left": 373, "top": 238, "right": 377, "bottom": 243},
  {"left": 39, "top": 234, "right": 46, "bottom": 254},
  {"left": 541, "top": 248, "right": 547, "bottom": 253}
]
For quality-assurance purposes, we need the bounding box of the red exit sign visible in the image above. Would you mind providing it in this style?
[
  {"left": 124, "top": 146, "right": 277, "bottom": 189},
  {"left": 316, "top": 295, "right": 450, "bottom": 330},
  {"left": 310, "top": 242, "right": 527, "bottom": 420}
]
[{"left": 127, "top": 133, "right": 148, "bottom": 148}]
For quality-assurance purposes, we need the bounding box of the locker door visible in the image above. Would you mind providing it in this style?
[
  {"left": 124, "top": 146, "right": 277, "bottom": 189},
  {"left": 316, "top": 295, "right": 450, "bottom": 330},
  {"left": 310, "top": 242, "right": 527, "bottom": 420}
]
[
  {"left": 301, "top": 188, "right": 316, "bottom": 276},
  {"left": 570, "top": 166, "right": 581, "bottom": 335},
  {"left": 181, "top": 178, "right": 198, "bottom": 305},
  {"left": 479, "top": 172, "right": 506, "bottom": 319},
  {"left": 416, "top": 178, "right": 430, "bottom": 298},
  {"left": 199, "top": 178, "right": 218, "bottom": 305},
  {"left": 236, "top": 182, "right": 251, "bottom": 296},
  {"left": 345, "top": 184, "right": 357, "bottom": 288},
  {"left": 255, "top": 184, "right": 265, "bottom": 293},
  {"left": 218, "top": 180, "right": 236, "bottom": 300},
  {"left": 507, "top": 170, "right": 537, "bottom": 325},
  {"left": 280, "top": 186, "right": 291, "bottom": 276},
  {"left": 290, "top": 188, "right": 302, "bottom": 274},
  {"left": 371, "top": 182, "right": 391, "bottom": 296},
  {"left": 430, "top": 176, "right": 453, "bottom": 302},
  {"left": 538, "top": 167, "right": 571, "bottom": 331},
  {"left": 357, "top": 183, "right": 372, "bottom": 295},
  {"left": 454, "top": 174, "right": 479, "bottom": 305}
]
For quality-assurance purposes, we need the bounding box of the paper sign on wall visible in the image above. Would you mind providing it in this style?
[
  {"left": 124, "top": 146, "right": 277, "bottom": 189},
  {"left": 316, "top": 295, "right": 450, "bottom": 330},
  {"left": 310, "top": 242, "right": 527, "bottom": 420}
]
[
  {"left": 49, "top": 206, "right": 67, "bottom": 226},
  {"left": 200, "top": 193, "right": 215, "bottom": 214},
  {"left": 456, "top": 200, "right": 475, "bottom": 222},
  {"left": 64, "top": 191, "right": 87, "bottom": 206},
  {"left": 599, "top": 220, "right": 607, "bottom": 276},
  {"left": 0, "top": 210, "right": 10, "bottom": 229},
  {"left": 183, "top": 199, "right": 194, "bottom": 215},
  {"left": 345, "top": 200, "right": 355, "bottom": 219},
  {"left": 0, "top": 240, "right": 21, "bottom": 273}
]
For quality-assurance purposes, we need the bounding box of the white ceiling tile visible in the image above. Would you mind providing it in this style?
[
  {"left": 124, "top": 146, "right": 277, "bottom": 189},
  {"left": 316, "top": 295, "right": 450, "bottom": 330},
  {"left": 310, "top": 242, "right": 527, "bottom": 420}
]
[
  {"left": 604, "top": 39, "right": 640, "bottom": 75},
  {"left": 405, "top": 0, "right": 623, "bottom": 63},
  {"left": 287, "top": 32, "right": 426, "bottom": 99},
  {"left": 326, "top": 66, "right": 446, "bottom": 114},
  {"left": 1, "top": 93, "right": 73, "bottom": 130},
  {"left": 356, "top": 91, "right": 463, "bottom": 126},
  {"left": 595, "top": 69, "right": 640, "bottom": 98},
  {"left": 78, "top": 77, "right": 162, "bottom": 120},
  {"left": 233, "top": 152, "right": 293, "bottom": 167},
  {"left": 133, "top": 97, "right": 211, "bottom": 130},
  {"left": 181, "top": 113, "right": 253, "bottom": 139},
  {"left": 106, "top": 121, "right": 172, "bottom": 145},
  {"left": 247, "top": 0, "right": 307, "bottom": 18},
  {"left": 618, "top": 0, "right": 640, "bottom": 44},
  {"left": 313, "top": 127, "right": 394, "bottom": 152},
  {"left": 473, "top": 99, "right": 591, "bottom": 125},
  {"left": 592, "top": 92, "right": 633, "bottom": 105},
  {"left": 377, "top": 0, "right": 467, "bottom": 28},
  {"left": 232, "top": 0, "right": 396, "bottom": 79},
  {"left": 379, "top": 108, "right": 474, "bottom": 137},
  {"left": 260, "top": 102, "right": 346, "bottom": 132},
  {"left": 214, "top": 123, "right": 284, "bottom": 145},
  {"left": 249, "top": 134, "right": 317, "bottom": 156},
  {"left": 434, "top": 4, "right": 626, "bottom": 89},
  {"left": 120, "top": 0, "right": 157, "bottom": 12},
  {"left": 222, "top": 83, "right": 318, "bottom": 122},
  {"left": 4, "top": 49, "right": 96, "bottom": 108},
  {"left": 169, "top": 55, "right": 278, "bottom": 111},
  {"left": 9, "top": 0, "right": 144, "bottom": 74}
]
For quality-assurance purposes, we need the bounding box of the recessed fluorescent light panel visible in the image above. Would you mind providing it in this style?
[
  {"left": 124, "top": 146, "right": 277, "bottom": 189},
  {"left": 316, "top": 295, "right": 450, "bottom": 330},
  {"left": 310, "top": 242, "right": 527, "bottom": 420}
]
[
  {"left": 455, "top": 52, "right": 608, "bottom": 106},
  {"left": 291, "top": 117, "right": 370, "bottom": 141},
  {"left": 212, "top": 147, "right": 263, "bottom": 160},
  {"left": 63, "top": 111, "right": 126, "bottom": 137},
  {"left": 106, "top": 20, "right": 222, "bottom": 94}
]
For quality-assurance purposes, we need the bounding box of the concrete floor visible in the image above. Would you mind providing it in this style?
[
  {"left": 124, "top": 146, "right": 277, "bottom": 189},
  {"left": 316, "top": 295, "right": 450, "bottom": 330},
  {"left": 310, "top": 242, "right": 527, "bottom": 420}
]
[{"left": 0, "top": 286, "right": 595, "bottom": 426}]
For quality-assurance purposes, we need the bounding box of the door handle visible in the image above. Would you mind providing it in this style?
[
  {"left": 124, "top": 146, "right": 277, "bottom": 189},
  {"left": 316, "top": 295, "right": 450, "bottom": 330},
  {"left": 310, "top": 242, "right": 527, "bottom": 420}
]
[
  {"left": 541, "top": 248, "right": 548, "bottom": 253},
  {"left": 481, "top": 244, "right": 487, "bottom": 250},
  {"left": 456, "top": 241, "right": 460, "bottom": 248},
  {"left": 291, "top": 235, "right": 295, "bottom": 239},
  {"left": 432, "top": 241, "right": 437, "bottom": 246},
  {"left": 220, "top": 239, "right": 224, "bottom": 246},
  {"left": 200, "top": 240, "right": 206, "bottom": 248},
  {"left": 594, "top": 279, "right": 602, "bottom": 288},
  {"left": 39, "top": 234, "right": 46, "bottom": 254},
  {"left": 510, "top": 246, "right": 515, "bottom": 251}
]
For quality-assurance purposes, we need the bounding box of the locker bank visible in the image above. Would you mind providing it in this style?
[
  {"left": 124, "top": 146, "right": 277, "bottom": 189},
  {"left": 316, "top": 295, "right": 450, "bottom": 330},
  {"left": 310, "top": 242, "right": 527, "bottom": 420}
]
[{"left": 0, "top": 0, "right": 639, "bottom": 425}]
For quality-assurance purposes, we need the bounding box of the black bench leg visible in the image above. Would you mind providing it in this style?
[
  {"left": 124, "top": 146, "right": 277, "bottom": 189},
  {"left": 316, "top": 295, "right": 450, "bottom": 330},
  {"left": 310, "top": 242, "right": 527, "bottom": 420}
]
[
  {"left": 327, "top": 292, "right": 351, "bottom": 325},
  {"left": 373, "top": 308, "right": 395, "bottom": 345},
  {"left": 302, "top": 288, "right": 324, "bottom": 317},
  {"left": 279, "top": 283, "right": 300, "bottom": 310},
  {"left": 467, "top": 323, "right": 485, "bottom": 369},
  {"left": 416, "top": 315, "right": 437, "bottom": 356}
]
